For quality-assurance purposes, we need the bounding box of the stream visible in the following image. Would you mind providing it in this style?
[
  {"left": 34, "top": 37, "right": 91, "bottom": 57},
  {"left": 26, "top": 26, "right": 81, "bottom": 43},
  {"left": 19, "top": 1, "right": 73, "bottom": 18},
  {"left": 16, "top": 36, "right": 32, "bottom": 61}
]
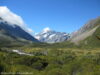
[{"left": 12, "top": 49, "right": 33, "bottom": 56}]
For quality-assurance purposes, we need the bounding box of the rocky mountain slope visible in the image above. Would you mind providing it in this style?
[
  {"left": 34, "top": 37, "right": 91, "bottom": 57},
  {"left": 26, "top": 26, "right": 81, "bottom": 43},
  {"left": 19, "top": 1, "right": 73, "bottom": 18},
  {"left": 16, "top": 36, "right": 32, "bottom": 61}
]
[
  {"left": 35, "top": 28, "right": 70, "bottom": 43},
  {"left": 0, "top": 17, "right": 39, "bottom": 46},
  {"left": 69, "top": 17, "right": 100, "bottom": 47}
]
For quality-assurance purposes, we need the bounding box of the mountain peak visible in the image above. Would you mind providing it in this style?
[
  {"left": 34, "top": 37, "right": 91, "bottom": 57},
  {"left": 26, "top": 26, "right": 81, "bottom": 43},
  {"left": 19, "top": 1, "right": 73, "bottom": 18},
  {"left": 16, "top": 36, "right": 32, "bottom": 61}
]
[{"left": 35, "top": 28, "right": 70, "bottom": 43}]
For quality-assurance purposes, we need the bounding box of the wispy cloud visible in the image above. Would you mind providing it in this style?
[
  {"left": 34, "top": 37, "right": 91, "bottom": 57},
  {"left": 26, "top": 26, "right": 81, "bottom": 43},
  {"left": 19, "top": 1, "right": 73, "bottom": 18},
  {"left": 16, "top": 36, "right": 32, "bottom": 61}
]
[{"left": 27, "top": 28, "right": 34, "bottom": 34}]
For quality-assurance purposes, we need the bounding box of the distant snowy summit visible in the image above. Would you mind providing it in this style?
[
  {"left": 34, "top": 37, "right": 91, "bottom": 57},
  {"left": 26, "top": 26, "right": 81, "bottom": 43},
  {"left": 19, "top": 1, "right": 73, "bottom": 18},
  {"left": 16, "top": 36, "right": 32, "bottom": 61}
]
[{"left": 35, "top": 27, "right": 70, "bottom": 43}]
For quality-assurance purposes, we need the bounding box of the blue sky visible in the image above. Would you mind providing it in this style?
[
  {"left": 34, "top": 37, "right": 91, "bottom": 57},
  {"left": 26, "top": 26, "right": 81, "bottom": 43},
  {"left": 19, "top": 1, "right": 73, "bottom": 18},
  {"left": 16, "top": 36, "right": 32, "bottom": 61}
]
[{"left": 0, "top": 0, "right": 100, "bottom": 34}]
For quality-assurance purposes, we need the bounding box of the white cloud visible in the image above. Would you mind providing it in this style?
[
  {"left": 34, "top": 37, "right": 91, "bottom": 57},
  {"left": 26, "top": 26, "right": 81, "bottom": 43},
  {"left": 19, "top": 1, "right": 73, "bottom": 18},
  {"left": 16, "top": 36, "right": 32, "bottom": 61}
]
[
  {"left": 0, "top": 6, "right": 24, "bottom": 26},
  {"left": 0, "top": 6, "right": 34, "bottom": 35},
  {"left": 43, "top": 27, "right": 51, "bottom": 33},
  {"left": 27, "top": 28, "right": 34, "bottom": 33}
]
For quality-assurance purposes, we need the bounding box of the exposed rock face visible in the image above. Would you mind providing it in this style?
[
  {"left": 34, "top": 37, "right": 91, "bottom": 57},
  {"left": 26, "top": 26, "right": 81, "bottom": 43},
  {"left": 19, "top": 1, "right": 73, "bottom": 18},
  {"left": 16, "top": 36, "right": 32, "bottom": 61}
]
[{"left": 69, "top": 17, "right": 100, "bottom": 44}]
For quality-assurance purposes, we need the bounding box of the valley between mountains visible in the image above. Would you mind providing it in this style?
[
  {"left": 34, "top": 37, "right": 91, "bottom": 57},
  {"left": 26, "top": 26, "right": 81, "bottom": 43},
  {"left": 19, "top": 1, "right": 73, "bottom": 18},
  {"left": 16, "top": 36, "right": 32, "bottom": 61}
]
[{"left": 0, "top": 7, "right": 100, "bottom": 75}]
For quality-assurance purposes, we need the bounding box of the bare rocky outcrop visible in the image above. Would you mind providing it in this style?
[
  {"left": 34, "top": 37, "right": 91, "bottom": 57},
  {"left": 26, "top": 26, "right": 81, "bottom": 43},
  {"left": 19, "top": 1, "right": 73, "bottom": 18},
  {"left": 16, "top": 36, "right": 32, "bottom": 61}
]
[{"left": 69, "top": 17, "right": 100, "bottom": 45}]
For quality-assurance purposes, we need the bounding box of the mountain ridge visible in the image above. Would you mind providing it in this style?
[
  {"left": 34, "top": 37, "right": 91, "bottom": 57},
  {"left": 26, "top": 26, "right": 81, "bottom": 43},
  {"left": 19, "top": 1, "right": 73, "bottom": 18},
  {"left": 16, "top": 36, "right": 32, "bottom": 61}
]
[
  {"left": 68, "top": 17, "right": 100, "bottom": 48},
  {"left": 0, "top": 17, "right": 39, "bottom": 47}
]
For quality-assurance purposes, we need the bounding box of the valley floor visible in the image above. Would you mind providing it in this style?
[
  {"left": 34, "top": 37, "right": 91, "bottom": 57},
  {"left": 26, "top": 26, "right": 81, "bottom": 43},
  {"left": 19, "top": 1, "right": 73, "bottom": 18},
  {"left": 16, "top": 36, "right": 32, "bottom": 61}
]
[{"left": 0, "top": 44, "right": 100, "bottom": 75}]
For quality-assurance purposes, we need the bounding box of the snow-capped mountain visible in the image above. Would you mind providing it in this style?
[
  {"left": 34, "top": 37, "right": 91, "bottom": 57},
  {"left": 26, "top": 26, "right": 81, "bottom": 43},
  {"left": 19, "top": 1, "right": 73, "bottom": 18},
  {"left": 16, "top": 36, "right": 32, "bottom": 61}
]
[{"left": 35, "top": 27, "right": 70, "bottom": 43}]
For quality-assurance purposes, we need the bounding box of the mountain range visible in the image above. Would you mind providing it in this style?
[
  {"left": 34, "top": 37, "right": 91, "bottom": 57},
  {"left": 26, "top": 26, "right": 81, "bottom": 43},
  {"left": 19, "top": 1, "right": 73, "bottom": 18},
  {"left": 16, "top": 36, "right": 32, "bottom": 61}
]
[
  {"left": 0, "top": 6, "right": 100, "bottom": 47},
  {"left": 0, "top": 16, "right": 100, "bottom": 47}
]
